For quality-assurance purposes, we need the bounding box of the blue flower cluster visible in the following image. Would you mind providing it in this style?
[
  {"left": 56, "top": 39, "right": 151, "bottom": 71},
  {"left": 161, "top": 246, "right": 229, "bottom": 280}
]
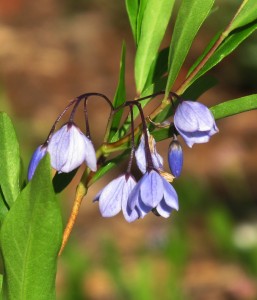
[{"left": 28, "top": 93, "right": 218, "bottom": 223}]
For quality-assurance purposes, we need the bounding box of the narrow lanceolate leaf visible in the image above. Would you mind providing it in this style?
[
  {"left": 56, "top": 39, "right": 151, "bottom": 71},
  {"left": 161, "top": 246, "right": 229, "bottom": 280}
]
[
  {"left": 211, "top": 94, "right": 257, "bottom": 120},
  {"left": 135, "top": 0, "right": 175, "bottom": 93},
  {"left": 143, "top": 47, "right": 169, "bottom": 92},
  {"left": 109, "top": 43, "right": 126, "bottom": 142},
  {"left": 0, "top": 113, "right": 20, "bottom": 207},
  {"left": 1, "top": 155, "right": 63, "bottom": 300},
  {"left": 136, "top": 0, "right": 148, "bottom": 45},
  {"left": 186, "top": 19, "right": 257, "bottom": 89},
  {"left": 0, "top": 186, "right": 9, "bottom": 227},
  {"left": 228, "top": 0, "right": 257, "bottom": 32},
  {"left": 125, "top": 0, "right": 139, "bottom": 42},
  {"left": 165, "top": 0, "right": 214, "bottom": 95}
]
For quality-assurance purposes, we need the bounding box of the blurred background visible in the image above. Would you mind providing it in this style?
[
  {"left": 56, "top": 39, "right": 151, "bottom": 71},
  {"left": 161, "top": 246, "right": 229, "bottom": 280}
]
[{"left": 0, "top": 0, "right": 257, "bottom": 299}]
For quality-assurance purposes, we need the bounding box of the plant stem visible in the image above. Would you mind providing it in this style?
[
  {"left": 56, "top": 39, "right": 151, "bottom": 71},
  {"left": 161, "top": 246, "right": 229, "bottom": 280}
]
[{"left": 58, "top": 182, "right": 87, "bottom": 255}]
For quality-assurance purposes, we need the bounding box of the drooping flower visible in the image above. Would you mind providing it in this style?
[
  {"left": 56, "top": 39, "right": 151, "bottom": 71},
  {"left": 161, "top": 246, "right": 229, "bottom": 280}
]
[
  {"left": 168, "top": 139, "right": 183, "bottom": 177},
  {"left": 135, "top": 132, "right": 163, "bottom": 173},
  {"left": 126, "top": 169, "right": 179, "bottom": 221},
  {"left": 47, "top": 122, "right": 97, "bottom": 173},
  {"left": 174, "top": 100, "right": 218, "bottom": 147},
  {"left": 27, "top": 144, "right": 47, "bottom": 181},
  {"left": 94, "top": 174, "right": 138, "bottom": 222}
]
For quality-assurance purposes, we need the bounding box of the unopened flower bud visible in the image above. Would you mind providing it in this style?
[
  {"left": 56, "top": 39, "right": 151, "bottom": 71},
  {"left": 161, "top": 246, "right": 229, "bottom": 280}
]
[{"left": 168, "top": 139, "right": 183, "bottom": 177}]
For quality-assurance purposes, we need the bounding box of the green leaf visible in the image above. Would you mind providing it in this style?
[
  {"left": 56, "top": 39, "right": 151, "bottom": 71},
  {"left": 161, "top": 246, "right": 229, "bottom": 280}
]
[
  {"left": 165, "top": 0, "right": 214, "bottom": 95},
  {"left": 135, "top": 0, "right": 175, "bottom": 93},
  {"left": 0, "top": 186, "right": 9, "bottom": 227},
  {"left": 187, "top": 19, "right": 257, "bottom": 89},
  {"left": 0, "top": 113, "right": 20, "bottom": 207},
  {"left": 136, "top": 0, "right": 148, "bottom": 45},
  {"left": 1, "top": 155, "right": 62, "bottom": 300},
  {"left": 143, "top": 47, "right": 169, "bottom": 91},
  {"left": 109, "top": 43, "right": 126, "bottom": 142},
  {"left": 229, "top": 0, "right": 257, "bottom": 32},
  {"left": 211, "top": 94, "right": 257, "bottom": 120},
  {"left": 152, "top": 126, "right": 174, "bottom": 142},
  {"left": 182, "top": 74, "right": 218, "bottom": 99},
  {"left": 125, "top": 0, "right": 139, "bottom": 42}
]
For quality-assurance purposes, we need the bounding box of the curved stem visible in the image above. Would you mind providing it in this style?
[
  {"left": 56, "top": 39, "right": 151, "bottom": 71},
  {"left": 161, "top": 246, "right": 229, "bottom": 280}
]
[
  {"left": 58, "top": 182, "right": 87, "bottom": 255},
  {"left": 126, "top": 105, "right": 135, "bottom": 174},
  {"left": 45, "top": 99, "right": 78, "bottom": 144}
]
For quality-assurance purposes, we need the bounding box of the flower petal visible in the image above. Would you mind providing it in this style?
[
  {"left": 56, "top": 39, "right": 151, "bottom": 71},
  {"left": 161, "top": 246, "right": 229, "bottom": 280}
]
[
  {"left": 174, "top": 101, "right": 215, "bottom": 132},
  {"left": 140, "top": 170, "right": 163, "bottom": 208},
  {"left": 135, "top": 133, "right": 163, "bottom": 173},
  {"left": 99, "top": 176, "right": 126, "bottom": 217},
  {"left": 156, "top": 199, "right": 174, "bottom": 218},
  {"left": 177, "top": 129, "right": 212, "bottom": 148},
  {"left": 27, "top": 145, "right": 47, "bottom": 181},
  {"left": 48, "top": 123, "right": 97, "bottom": 173},
  {"left": 162, "top": 178, "right": 179, "bottom": 211},
  {"left": 121, "top": 175, "right": 137, "bottom": 216},
  {"left": 83, "top": 136, "right": 97, "bottom": 171}
]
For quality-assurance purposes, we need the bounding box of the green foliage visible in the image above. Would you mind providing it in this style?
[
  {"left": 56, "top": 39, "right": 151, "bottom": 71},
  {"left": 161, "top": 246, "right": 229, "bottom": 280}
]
[
  {"left": 211, "top": 94, "right": 257, "bottom": 120},
  {"left": 0, "top": 113, "right": 20, "bottom": 207},
  {"left": 229, "top": 0, "right": 257, "bottom": 32},
  {"left": 188, "top": 19, "right": 257, "bottom": 89},
  {"left": 135, "top": 0, "right": 175, "bottom": 93},
  {"left": 125, "top": 0, "right": 139, "bottom": 42},
  {"left": 0, "top": 155, "right": 62, "bottom": 300},
  {"left": 165, "top": 0, "right": 215, "bottom": 94},
  {"left": 108, "top": 43, "right": 127, "bottom": 142}
]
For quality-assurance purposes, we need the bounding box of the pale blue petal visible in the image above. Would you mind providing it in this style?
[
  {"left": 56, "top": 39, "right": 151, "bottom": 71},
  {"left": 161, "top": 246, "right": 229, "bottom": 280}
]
[
  {"left": 135, "top": 134, "right": 147, "bottom": 173},
  {"left": 99, "top": 176, "right": 126, "bottom": 217},
  {"left": 124, "top": 206, "right": 140, "bottom": 223},
  {"left": 83, "top": 136, "right": 97, "bottom": 171},
  {"left": 135, "top": 133, "right": 164, "bottom": 174},
  {"left": 48, "top": 124, "right": 70, "bottom": 171},
  {"left": 140, "top": 170, "right": 163, "bottom": 208},
  {"left": 174, "top": 101, "right": 218, "bottom": 133},
  {"left": 121, "top": 175, "right": 137, "bottom": 216},
  {"left": 162, "top": 178, "right": 179, "bottom": 211},
  {"left": 174, "top": 102, "right": 199, "bottom": 132},
  {"left": 156, "top": 199, "right": 173, "bottom": 218},
  {"left": 48, "top": 123, "right": 97, "bottom": 173},
  {"left": 27, "top": 145, "right": 47, "bottom": 181},
  {"left": 177, "top": 129, "right": 212, "bottom": 148},
  {"left": 136, "top": 194, "right": 152, "bottom": 218},
  {"left": 127, "top": 177, "right": 142, "bottom": 210}
]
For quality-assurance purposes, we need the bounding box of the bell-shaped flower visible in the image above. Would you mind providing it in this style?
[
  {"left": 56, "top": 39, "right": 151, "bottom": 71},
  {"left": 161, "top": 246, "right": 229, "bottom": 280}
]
[
  {"left": 126, "top": 169, "right": 179, "bottom": 221},
  {"left": 27, "top": 145, "right": 47, "bottom": 181},
  {"left": 47, "top": 122, "right": 97, "bottom": 173},
  {"left": 174, "top": 101, "right": 218, "bottom": 147},
  {"left": 168, "top": 139, "right": 183, "bottom": 177},
  {"left": 135, "top": 132, "right": 163, "bottom": 174},
  {"left": 94, "top": 174, "right": 138, "bottom": 222}
]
